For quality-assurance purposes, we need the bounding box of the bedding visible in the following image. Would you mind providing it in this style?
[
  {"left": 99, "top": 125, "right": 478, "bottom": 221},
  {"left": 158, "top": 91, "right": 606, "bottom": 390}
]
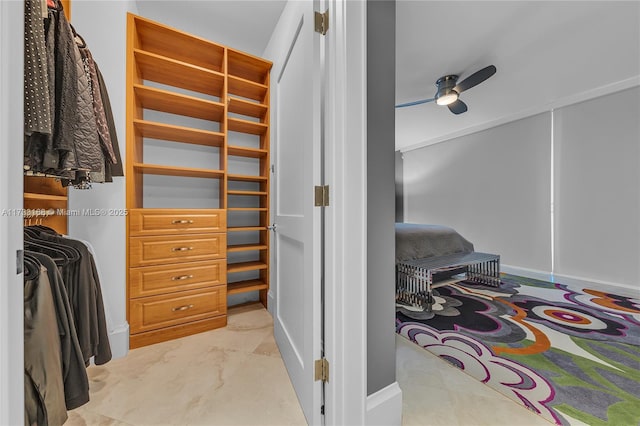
[{"left": 395, "top": 223, "right": 474, "bottom": 262}]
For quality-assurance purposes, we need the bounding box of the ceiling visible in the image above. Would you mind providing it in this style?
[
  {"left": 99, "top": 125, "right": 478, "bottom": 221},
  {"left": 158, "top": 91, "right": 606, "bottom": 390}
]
[
  {"left": 133, "top": 1, "right": 639, "bottom": 152},
  {"left": 396, "top": 1, "right": 640, "bottom": 151},
  {"left": 135, "top": 0, "right": 286, "bottom": 57}
]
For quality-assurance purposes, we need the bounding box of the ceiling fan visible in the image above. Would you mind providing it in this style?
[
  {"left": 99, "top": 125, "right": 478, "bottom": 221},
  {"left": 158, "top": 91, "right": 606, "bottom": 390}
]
[{"left": 396, "top": 65, "right": 497, "bottom": 115}]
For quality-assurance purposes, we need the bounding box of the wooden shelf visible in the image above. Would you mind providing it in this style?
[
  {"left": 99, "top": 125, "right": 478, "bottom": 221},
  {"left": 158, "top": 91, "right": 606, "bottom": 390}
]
[
  {"left": 228, "top": 97, "right": 267, "bottom": 119},
  {"left": 24, "top": 192, "right": 68, "bottom": 202},
  {"left": 133, "top": 163, "right": 224, "bottom": 179},
  {"left": 227, "top": 279, "right": 269, "bottom": 295},
  {"left": 228, "top": 117, "right": 268, "bottom": 136},
  {"left": 228, "top": 49, "right": 272, "bottom": 83},
  {"left": 227, "top": 226, "right": 267, "bottom": 232},
  {"left": 134, "top": 15, "right": 224, "bottom": 72},
  {"left": 227, "top": 174, "right": 267, "bottom": 182},
  {"left": 227, "top": 145, "right": 267, "bottom": 158},
  {"left": 127, "top": 14, "right": 272, "bottom": 331},
  {"left": 228, "top": 75, "right": 268, "bottom": 102},
  {"left": 135, "top": 49, "right": 224, "bottom": 97},
  {"left": 134, "top": 119, "right": 224, "bottom": 147},
  {"left": 227, "top": 261, "right": 268, "bottom": 273},
  {"left": 135, "top": 84, "right": 224, "bottom": 122},
  {"left": 227, "top": 190, "right": 267, "bottom": 196},
  {"left": 227, "top": 243, "right": 268, "bottom": 253}
]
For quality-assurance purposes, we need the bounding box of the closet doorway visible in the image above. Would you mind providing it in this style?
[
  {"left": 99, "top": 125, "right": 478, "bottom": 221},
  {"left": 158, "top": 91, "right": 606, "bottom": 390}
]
[{"left": 270, "top": 0, "right": 323, "bottom": 423}]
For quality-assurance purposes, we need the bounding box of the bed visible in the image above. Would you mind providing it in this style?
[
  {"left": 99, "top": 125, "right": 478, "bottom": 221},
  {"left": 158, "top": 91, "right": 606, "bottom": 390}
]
[
  {"left": 395, "top": 223, "right": 474, "bottom": 262},
  {"left": 395, "top": 223, "right": 500, "bottom": 311}
]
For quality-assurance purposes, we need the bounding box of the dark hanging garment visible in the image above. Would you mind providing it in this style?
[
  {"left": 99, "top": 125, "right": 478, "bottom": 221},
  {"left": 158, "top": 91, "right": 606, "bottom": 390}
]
[
  {"left": 95, "top": 62, "right": 124, "bottom": 179},
  {"left": 27, "top": 251, "right": 90, "bottom": 410},
  {"left": 23, "top": 258, "right": 68, "bottom": 426},
  {"left": 62, "top": 38, "right": 105, "bottom": 182},
  {"left": 45, "top": 4, "right": 78, "bottom": 159},
  {"left": 38, "top": 233, "right": 112, "bottom": 365},
  {"left": 77, "top": 42, "right": 117, "bottom": 165},
  {"left": 24, "top": 0, "right": 52, "bottom": 136}
]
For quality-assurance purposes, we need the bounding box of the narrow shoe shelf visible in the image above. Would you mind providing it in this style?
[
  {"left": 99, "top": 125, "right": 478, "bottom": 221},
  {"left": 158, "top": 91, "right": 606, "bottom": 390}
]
[
  {"left": 227, "top": 145, "right": 267, "bottom": 158},
  {"left": 228, "top": 75, "right": 268, "bottom": 102},
  {"left": 227, "top": 117, "right": 268, "bottom": 135},
  {"left": 227, "top": 174, "right": 267, "bottom": 182},
  {"left": 228, "top": 97, "right": 267, "bottom": 119},
  {"left": 227, "top": 190, "right": 268, "bottom": 196},
  {"left": 227, "top": 261, "right": 268, "bottom": 273},
  {"left": 227, "top": 243, "right": 268, "bottom": 253},
  {"left": 227, "top": 279, "right": 269, "bottom": 295},
  {"left": 227, "top": 207, "right": 268, "bottom": 212},
  {"left": 227, "top": 226, "right": 268, "bottom": 232}
]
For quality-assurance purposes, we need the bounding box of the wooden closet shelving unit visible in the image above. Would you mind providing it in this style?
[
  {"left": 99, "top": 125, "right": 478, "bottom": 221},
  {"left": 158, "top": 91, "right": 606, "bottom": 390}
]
[{"left": 126, "top": 14, "right": 272, "bottom": 348}]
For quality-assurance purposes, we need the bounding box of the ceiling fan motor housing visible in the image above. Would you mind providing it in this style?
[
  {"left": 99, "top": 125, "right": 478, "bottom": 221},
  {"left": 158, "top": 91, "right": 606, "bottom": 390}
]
[{"left": 435, "top": 75, "right": 459, "bottom": 104}]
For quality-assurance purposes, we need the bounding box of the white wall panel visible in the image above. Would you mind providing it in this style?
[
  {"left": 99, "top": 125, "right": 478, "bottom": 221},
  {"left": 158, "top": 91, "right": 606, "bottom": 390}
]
[
  {"left": 553, "top": 87, "right": 640, "bottom": 287},
  {"left": 404, "top": 113, "right": 552, "bottom": 271}
]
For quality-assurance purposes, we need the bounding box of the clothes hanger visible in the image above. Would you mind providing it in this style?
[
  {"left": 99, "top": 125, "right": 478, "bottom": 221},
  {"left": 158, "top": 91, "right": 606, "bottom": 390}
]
[
  {"left": 70, "top": 24, "right": 87, "bottom": 48},
  {"left": 30, "top": 224, "right": 59, "bottom": 236},
  {"left": 23, "top": 253, "right": 42, "bottom": 281},
  {"left": 24, "top": 240, "right": 69, "bottom": 267},
  {"left": 25, "top": 229, "right": 81, "bottom": 264}
]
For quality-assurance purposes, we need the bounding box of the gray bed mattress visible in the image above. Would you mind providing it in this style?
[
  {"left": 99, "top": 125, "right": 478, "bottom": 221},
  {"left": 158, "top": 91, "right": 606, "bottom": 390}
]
[{"left": 395, "top": 223, "right": 474, "bottom": 262}]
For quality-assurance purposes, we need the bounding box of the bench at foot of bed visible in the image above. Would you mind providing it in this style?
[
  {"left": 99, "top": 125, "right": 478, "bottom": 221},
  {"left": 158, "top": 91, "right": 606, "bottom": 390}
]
[{"left": 396, "top": 252, "right": 500, "bottom": 312}]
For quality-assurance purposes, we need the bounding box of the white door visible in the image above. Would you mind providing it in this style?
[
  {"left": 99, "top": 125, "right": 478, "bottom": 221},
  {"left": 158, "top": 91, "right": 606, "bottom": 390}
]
[{"left": 272, "top": 0, "right": 323, "bottom": 424}]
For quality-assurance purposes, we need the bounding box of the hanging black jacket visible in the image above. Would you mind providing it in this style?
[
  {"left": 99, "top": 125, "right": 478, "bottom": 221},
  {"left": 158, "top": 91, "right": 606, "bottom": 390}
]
[{"left": 28, "top": 251, "right": 90, "bottom": 410}]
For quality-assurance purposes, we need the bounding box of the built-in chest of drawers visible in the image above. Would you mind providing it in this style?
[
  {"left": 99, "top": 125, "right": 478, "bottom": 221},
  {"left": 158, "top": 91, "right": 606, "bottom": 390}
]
[{"left": 128, "top": 208, "right": 227, "bottom": 348}]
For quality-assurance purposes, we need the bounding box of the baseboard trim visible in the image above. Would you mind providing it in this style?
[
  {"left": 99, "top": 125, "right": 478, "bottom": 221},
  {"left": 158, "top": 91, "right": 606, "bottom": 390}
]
[
  {"left": 108, "top": 322, "right": 129, "bottom": 359},
  {"left": 366, "top": 382, "right": 402, "bottom": 426},
  {"left": 502, "top": 265, "right": 638, "bottom": 299}
]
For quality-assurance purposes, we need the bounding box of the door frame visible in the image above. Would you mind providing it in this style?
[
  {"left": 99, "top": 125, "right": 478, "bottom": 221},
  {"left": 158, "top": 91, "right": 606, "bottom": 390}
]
[
  {"left": 323, "top": 1, "right": 368, "bottom": 424},
  {"left": 267, "top": 0, "right": 369, "bottom": 423},
  {"left": 0, "top": 1, "right": 25, "bottom": 424}
]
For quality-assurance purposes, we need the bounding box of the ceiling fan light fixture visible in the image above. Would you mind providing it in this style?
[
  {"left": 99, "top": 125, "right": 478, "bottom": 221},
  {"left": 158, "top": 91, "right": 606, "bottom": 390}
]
[{"left": 436, "top": 91, "right": 458, "bottom": 106}]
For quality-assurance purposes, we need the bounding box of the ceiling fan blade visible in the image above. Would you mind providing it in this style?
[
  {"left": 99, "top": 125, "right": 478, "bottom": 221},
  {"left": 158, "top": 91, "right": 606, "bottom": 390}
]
[
  {"left": 395, "top": 97, "right": 435, "bottom": 108},
  {"left": 453, "top": 65, "right": 496, "bottom": 94},
  {"left": 448, "top": 99, "right": 468, "bottom": 115}
]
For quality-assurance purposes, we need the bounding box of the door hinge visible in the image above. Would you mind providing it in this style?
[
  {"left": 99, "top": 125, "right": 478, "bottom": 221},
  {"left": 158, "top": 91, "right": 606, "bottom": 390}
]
[
  {"left": 314, "top": 185, "right": 329, "bottom": 207},
  {"left": 314, "top": 10, "right": 329, "bottom": 35},
  {"left": 314, "top": 358, "right": 329, "bottom": 383},
  {"left": 267, "top": 223, "right": 277, "bottom": 232},
  {"left": 271, "top": 164, "right": 275, "bottom": 174}
]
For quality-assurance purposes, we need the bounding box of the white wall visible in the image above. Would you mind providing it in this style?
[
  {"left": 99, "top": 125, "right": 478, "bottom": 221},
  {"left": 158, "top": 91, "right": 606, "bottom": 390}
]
[
  {"left": 403, "top": 87, "right": 640, "bottom": 293},
  {"left": 0, "top": 1, "right": 25, "bottom": 423},
  {"left": 554, "top": 87, "right": 640, "bottom": 288},
  {"left": 404, "top": 112, "right": 552, "bottom": 271},
  {"left": 367, "top": 0, "right": 397, "bottom": 397},
  {"left": 68, "top": 0, "right": 138, "bottom": 358}
]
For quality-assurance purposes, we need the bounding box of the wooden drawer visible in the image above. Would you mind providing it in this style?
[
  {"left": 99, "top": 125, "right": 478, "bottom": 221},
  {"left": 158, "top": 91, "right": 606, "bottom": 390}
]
[
  {"left": 129, "top": 233, "right": 227, "bottom": 267},
  {"left": 130, "top": 260, "right": 226, "bottom": 298},
  {"left": 130, "top": 286, "right": 227, "bottom": 334},
  {"left": 129, "top": 209, "right": 226, "bottom": 236}
]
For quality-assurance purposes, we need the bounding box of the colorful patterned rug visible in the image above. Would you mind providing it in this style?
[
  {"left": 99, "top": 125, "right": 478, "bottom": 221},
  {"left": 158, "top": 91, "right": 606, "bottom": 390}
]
[{"left": 396, "top": 274, "right": 640, "bottom": 425}]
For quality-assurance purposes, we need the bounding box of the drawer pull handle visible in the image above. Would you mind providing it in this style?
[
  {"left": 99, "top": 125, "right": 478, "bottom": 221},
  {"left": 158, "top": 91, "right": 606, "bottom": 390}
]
[
  {"left": 172, "top": 304, "right": 194, "bottom": 312},
  {"left": 172, "top": 274, "right": 194, "bottom": 281},
  {"left": 172, "top": 246, "right": 194, "bottom": 252},
  {"left": 172, "top": 220, "right": 194, "bottom": 224}
]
